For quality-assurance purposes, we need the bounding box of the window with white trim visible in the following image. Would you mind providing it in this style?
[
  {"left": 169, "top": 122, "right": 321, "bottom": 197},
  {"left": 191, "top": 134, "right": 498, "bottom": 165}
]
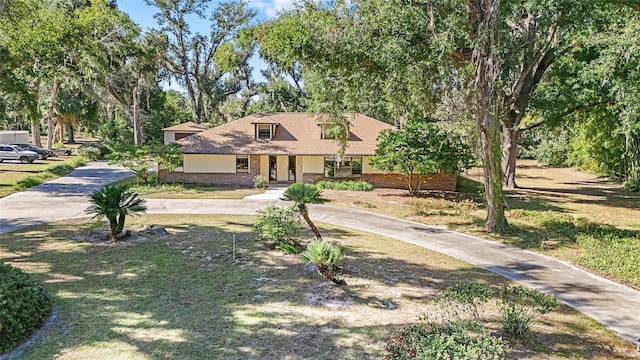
[
  {"left": 324, "top": 156, "right": 362, "bottom": 178},
  {"left": 256, "top": 124, "right": 272, "bottom": 139},
  {"left": 236, "top": 155, "right": 249, "bottom": 173}
]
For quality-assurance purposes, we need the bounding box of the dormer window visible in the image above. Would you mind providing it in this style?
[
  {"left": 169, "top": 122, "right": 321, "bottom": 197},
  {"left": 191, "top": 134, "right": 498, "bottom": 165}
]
[
  {"left": 319, "top": 124, "right": 335, "bottom": 140},
  {"left": 255, "top": 124, "right": 273, "bottom": 140}
]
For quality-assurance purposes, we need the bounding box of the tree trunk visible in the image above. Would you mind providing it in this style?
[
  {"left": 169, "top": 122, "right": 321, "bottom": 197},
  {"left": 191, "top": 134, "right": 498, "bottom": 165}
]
[
  {"left": 132, "top": 86, "right": 143, "bottom": 146},
  {"left": 31, "top": 80, "right": 42, "bottom": 147},
  {"left": 67, "top": 120, "right": 76, "bottom": 144},
  {"left": 469, "top": 0, "right": 509, "bottom": 233},
  {"left": 300, "top": 205, "right": 322, "bottom": 240},
  {"left": 502, "top": 125, "right": 520, "bottom": 189},
  {"left": 46, "top": 78, "right": 61, "bottom": 150}
]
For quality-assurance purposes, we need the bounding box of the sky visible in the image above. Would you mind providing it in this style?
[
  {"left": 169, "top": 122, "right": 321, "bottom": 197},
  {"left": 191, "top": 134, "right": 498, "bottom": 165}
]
[
  {"left": 116, "top": 0, "right": 298, "bottom": 86},
  {"left": 117, "top": 0, "right": 297, "bottom": 29}
]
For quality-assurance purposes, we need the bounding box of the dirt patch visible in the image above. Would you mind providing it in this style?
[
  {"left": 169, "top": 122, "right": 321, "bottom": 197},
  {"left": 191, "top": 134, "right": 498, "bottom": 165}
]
[{"left": 76, "top": 224, "right": 167, "bottom": 246}]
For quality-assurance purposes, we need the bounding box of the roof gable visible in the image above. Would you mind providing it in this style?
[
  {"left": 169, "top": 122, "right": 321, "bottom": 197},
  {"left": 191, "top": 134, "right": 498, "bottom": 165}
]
[{"left": 178, "top": 112, "right": 394, "bottom": 156}]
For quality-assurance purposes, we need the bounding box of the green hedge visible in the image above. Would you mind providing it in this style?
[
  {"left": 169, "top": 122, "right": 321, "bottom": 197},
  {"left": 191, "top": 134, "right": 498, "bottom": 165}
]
[
  {"left": 315, "top": 180, "right": 373, "bottom": 191},
  {"left": 0, "top": 262, "right": 53, "bottom": 353}
]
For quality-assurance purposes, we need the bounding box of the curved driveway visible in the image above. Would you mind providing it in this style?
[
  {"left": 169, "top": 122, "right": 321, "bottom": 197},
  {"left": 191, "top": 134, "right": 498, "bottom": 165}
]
[{"left": 0, "top": 163, "right": 638, "bottom": 344}]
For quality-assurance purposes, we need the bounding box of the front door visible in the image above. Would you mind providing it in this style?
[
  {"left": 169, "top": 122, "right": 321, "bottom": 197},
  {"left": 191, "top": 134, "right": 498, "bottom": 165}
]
[
  {"left": 269, "top": 156, "right": 277, "bottom": 181},
  {"left": 288, "top": 156, "right": 296, "bottom": 181}
]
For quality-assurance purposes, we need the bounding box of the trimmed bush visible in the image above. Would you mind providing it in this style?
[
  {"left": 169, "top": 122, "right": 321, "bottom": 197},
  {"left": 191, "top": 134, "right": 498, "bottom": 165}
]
[
  {"left": 254, "top": 205, "right": 304, "bottom": 253},
  {"left": 0, "top": 262, "right": 53, "bottom": 353},
  {"left": 78, "top": 143, "right": 110, "bottom": 160},
  {"left": 384, "top": 321, "right": 505, "bottom": 360},
  {"left": 315, "top": 180, "right": 373, "bottom": 191}
]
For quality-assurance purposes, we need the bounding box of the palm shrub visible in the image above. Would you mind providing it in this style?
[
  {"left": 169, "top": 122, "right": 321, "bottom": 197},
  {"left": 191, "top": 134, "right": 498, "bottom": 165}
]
[
  {"left": 254, "top": 205, "right": 304, "bottom": 253},
  {"left": 283, "top": 183, "right": 323, "bottom": 239},
  {"left": 301, "top": 240, "right": 346, "bottom": 285},
  {"left": 88, "top": 185, "right": 147, "bottom": 239},
  {"left": 0, "top": 262, "right": 53, "bottom": 353}
]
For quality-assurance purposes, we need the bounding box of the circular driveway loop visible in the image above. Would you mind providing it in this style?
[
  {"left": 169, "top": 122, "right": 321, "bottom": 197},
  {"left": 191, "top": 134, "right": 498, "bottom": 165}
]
[{"left": 0, "top": 162, "right": 638, "bottom": 344}]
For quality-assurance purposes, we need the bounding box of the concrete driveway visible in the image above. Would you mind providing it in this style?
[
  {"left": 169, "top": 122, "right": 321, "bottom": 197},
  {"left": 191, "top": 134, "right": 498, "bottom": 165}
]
[
  {"left": 0, "top": 161, "right": 133, "bottom": 235},
  {"left": 0, "top": 163, "right": 638, "bottom": 345}
]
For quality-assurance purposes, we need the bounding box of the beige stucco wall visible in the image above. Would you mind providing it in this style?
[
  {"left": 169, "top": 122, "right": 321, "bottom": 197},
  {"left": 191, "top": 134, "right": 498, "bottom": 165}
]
[
  {"left": 184, "top": 154, "right": 237, "bottom": 173},
  {"left": 296, "top": 156, "right": 303, "bottom": 182},
  {"left": 163, "top": 131, "right": 176, "bottom": 145},
  {"left": 302, "top": 156, "right": 324, "bottom": 174},
  {"left": 260, "top": 155, "right": 269, "bottom": 179},
  {"left": 276, "top": 155, "right": 288, "bottom": 181},
  {"left": 362, "top": 156, "right": 385, "bottom": 174}
]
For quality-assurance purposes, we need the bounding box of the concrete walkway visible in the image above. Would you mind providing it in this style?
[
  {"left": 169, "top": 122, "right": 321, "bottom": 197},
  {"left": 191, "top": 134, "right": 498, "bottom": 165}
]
[
  {"left": 0, "top": 163, "right": 638, "bottom": 344},
  {"left": 243, "top": 184, "right": 288, "bottom": 200}
]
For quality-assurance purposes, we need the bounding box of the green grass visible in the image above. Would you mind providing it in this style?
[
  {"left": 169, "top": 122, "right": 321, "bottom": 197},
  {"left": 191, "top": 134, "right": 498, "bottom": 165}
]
[
  {"left": 0, "top": 157, "right": 86, "bottom": 197},
  {"left": 0, "top": 215, "right": 634, "bottom": 359},
  {"left": 112, "top": 177, "right": 264, "bottom": 199}
]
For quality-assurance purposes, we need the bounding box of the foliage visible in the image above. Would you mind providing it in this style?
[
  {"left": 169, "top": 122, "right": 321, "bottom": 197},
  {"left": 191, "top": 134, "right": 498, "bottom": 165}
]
[
  {"left": 78, "top": 143, "right": 109, "bottom": 160},
  {"left": 384, "top": 321, "right": 505, "bottom": 360},
  {"left": 534, "top": 128, "right": 571, "bottom": 167},
  {"left": 315, "top": 180, "right": 373, "bottom": 191},
  {"left": 254, "top": 205, "right": 303, "bottom": 252},
  {"left": 439, "top": 282, "right": 492, "bottom": 329},
  {"left": 0, "top": 261, "right": 53, "bottom": 354},
  {"left": 499, "top": 285, "right": 559, "bottom": 340},
  {"left": 88, "top": 185, "right": 147, "bottom": 238},
  {"left": 148, "top": 0, "right": 257, "bottom": 123},
  {"left": 155, "top": 142, "right": 183, "bottom": 172},
  {"left": 108, "top": 146, "right": 155, "bottom": 184},
  {"left": 301, "top": 240, "right": 346, "bottom": 284},
  {"left": 253, "top": 175, "right": 268, "bottom": 189},
  {"left": 371, "top": 120, "right": 474, "bottom": 195},
  {"left": 284, "top": 183, "right": 323, "bottom": 239}
]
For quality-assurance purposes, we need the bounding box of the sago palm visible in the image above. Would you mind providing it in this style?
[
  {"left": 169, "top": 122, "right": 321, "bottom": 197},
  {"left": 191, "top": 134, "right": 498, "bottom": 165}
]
[
  {"left": 302, "top": 240, "right": 346, "bottom": 285},
  {"left": 88, "top": 185, "right": 147, "bottom": 238},
  {"left": 283, "top": 183, "right": 322, "bottom": 239}
]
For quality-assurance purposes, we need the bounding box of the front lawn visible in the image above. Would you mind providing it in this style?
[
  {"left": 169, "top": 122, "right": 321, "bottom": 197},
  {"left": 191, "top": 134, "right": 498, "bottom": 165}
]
[
  {"left": 320, "top": 160, "right": 640, "bottom": 289},
  {"left": 0, "top": 156, "right": 86, "bottom": 198},
  {"left": 0, "top": 215, "right": 635, "bottom": 359}
]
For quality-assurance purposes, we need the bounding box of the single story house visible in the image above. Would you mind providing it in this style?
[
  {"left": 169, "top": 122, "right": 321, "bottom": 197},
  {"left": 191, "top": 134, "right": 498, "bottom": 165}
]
[
  {"left": 160, "top": 112, "right": 456, "bottom": 191},
  {"left": 162, "top": 121, "right": 209, "bottom": 144}
]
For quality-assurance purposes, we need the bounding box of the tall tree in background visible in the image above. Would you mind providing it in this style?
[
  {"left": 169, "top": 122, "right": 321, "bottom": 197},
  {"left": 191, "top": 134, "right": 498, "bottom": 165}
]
[{"left": 147, "top": 0, "right": 256, "bottom": 124}]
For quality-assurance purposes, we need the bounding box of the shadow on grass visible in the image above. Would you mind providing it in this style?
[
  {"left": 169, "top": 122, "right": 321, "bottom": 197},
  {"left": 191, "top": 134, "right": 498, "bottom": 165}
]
[{"left": 0, "top": 216, "right": 632, "bottom": 359}]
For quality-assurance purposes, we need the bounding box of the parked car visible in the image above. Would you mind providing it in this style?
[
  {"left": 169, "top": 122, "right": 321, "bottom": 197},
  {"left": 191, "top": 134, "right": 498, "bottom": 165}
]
[
  {"left": 0, "top": 144, "right": 38, "bottom": 163},
  {"left": 10, "top": 142, "right": 55, "bottom": 160}
]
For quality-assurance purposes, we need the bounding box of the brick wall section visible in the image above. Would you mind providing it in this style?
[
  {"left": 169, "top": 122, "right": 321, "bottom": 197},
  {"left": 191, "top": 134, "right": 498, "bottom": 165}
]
[
  {"left": 161, "top": 164, "right": 457, "bottom": 191},
  {"left": 159, "top": 155, "right": 262, "bottom": 187},
  {"left": 302, "top": 173, "right": 324, "bottom": 184},
  {"left": 361, "top": 173, "right": 457, "bottom": 191}
]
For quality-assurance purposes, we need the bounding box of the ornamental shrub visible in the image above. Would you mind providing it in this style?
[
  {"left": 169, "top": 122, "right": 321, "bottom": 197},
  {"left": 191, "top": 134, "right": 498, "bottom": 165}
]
[
  {"left": 384, "top": 321, "right": 505, "bottom": 360},
  {"left": 79, "top": 143, "right": 109, "bottom": 160},
  {"left": 315, "top": 180, "right": 373, "bottom": 191},
  {"left": 253, "top": 175, "right": 269, "bottom": 189},
  {"left": 301, "top": 240, "right": 346, "bottom": 284},
  {"left": 0, "top": 262, "right": 53, "bottom": 353},
  {"left": 254, "top": 205, "right": 304, "bottom": 252},
  {"left": 499, "top": 284, "right": 558, "bottom": 339}
]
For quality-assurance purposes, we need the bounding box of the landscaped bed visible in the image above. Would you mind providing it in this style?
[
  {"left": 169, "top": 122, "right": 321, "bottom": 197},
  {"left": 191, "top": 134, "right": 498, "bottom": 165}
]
[{"left": 0, "top": 214, "right": 635, "bottom": 359}]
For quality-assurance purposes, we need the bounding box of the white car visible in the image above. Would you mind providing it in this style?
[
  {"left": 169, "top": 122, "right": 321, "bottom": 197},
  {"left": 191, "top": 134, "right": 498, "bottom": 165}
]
[{"left": 0, "top": 144, "right": 38, "bottom": 163}]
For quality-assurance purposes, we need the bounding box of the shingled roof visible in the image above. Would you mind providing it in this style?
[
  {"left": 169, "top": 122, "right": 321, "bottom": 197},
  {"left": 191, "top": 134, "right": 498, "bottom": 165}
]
[
  {"left": 177, "top": 112, "right": 395, "bottom": 156},
  {"left": 162, "top": 121, "right": 209, "bottom": 132}
]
